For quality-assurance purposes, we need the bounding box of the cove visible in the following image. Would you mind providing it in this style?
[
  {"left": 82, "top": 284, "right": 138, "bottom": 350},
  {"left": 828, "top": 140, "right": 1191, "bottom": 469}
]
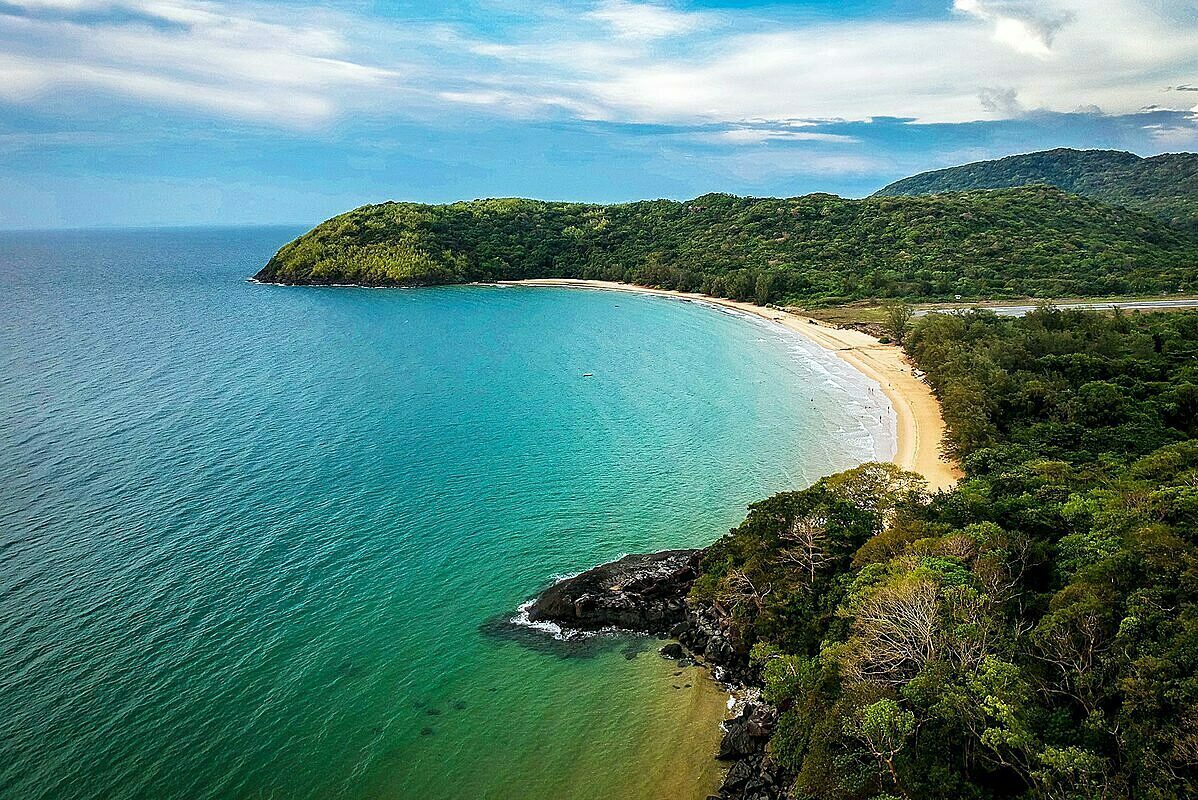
[{"left": 0, "top": 228, "right": 894, "bottom": 800}]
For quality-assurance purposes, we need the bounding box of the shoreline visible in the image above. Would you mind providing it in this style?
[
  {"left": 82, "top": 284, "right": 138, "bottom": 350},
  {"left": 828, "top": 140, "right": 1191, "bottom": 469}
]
[{"left": 497, "top": 278, "right": 961, "bottom": 492}]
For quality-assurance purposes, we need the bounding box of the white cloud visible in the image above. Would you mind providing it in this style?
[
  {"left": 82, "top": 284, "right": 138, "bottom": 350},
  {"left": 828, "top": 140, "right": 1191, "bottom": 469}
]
[
  {"left": 952, "top": 0, "right": 1072, "bottom": 57},
  {"left": 458, "top": 0, "right": 1198, "bottom": 127},
  {"left": 1142, "top": 120, "right": 1198, "bottom": 148},
  {"left": 0, "top": 0, "right": 1195, "bottom": 134},
  {"left": 586, "top": 0, "right": 708, "bottom": 40},
  {"left": 0, "top": 0, "right": 404, "bottom": 126},
  {"left": 702, "top": 128, "right": 859, "bottom": 145}
]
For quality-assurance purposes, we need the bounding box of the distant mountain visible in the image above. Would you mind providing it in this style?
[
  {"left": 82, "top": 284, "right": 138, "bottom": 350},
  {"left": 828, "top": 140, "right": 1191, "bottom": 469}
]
[
  {"left": 257, "top": 186, "right": 1198, "bottom": 304},
  {"left": 875, "top": 148, "right": 1198, "bottom": 234}
]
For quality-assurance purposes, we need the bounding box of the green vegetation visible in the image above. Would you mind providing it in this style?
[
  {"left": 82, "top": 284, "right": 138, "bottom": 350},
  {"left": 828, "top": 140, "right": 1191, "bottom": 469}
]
[
  {"left": 881, "top": 302, "right": 914, "bottom": 345},
  {"left": 257, "top": 187, "right": 1198, "bottom": 305},
  {"left": 695, "top": 307, "right": 1198, "bottom": 798},
  {"left": 875, "top": 148, "right": 1198, "bottom": 235}
]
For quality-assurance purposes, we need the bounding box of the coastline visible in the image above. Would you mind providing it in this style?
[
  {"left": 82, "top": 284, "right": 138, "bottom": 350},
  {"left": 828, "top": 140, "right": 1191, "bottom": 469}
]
[
  {"left": 253, "top": 271, "right": 960, "bottom": 799},
  {"left": 497, "top": 278, "right": 961, "bottom": 492}
]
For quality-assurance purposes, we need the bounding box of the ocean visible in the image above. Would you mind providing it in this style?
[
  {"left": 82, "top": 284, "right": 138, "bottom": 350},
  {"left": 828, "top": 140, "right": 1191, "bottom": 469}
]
[{"left": 0, "top": 227, "right": 894, "bottom": 799}]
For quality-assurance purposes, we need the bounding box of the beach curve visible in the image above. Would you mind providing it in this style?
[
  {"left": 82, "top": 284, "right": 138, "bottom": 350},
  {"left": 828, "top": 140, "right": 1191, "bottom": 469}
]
[{"left": 499, "top": 278, "right": 962, "bottom": 492}]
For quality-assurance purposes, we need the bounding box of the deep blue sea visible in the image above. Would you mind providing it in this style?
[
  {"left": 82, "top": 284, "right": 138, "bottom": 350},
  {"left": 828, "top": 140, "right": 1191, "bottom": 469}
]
[{"left": 0, "top": 227, "right": 894, "bottom": 799}]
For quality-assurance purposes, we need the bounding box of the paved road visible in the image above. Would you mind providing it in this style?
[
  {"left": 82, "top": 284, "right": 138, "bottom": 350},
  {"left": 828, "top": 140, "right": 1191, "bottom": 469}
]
[{"left": 915, "top": 298, "right": 1198, "bottom": 317}]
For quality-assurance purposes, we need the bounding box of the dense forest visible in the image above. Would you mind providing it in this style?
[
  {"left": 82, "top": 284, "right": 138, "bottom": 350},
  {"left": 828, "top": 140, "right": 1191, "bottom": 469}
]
[
  {"left": 875, "top": 149, "right": 1198, "bottom": 235},
  {"left": 257, "top": 187, "right": 1198, "bottom": 306},
  {"left": 694, "top": 308, "right": 1198, "bottom": 799}
]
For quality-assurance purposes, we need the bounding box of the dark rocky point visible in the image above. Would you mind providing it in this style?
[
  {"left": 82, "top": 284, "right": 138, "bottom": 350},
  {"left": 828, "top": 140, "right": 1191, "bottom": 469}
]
[
  {"left": 525, "top": 549, "right": 701, "bottom": 632},
  {"left": 523, "top": 549, "right": 782, "bottom": 800}
]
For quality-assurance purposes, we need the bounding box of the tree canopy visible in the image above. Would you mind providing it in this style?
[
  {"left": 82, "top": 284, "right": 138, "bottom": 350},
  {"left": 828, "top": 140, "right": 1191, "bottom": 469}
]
[
  {"left": 875, "top": 148, "right": 1198, "bottom": 235},
  {"left": 695, "top": 308, "right": 1198, "bottom": 799}
]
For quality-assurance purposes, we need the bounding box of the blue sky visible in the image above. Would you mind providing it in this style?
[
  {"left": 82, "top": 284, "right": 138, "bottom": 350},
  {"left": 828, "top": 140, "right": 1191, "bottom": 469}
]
[{"left": 0, "top": 0, "right": 1195, "bottom": 229}]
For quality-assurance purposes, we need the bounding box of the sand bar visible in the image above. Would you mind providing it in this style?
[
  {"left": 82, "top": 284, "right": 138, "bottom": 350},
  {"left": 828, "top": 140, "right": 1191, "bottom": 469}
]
[{"left": 500, "top": 278, "right": 962, "bottom": 492}]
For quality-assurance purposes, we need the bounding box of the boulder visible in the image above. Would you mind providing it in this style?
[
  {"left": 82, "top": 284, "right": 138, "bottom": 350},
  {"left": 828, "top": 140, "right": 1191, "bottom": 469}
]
[
  {"left": 704, "top": 635, "right": 736, "bottom": 665},
  {"left": 660, "top": 642, "right": 685, "bottom": 660},
  {"left": 717, "top": 750, "right": 789, "bottom": 800},
  {"left": 720, "top": 756, "right": 758, "bottom": 793},
  {"left": 717, "top": 703, "right": 776, "bottom": 760}
]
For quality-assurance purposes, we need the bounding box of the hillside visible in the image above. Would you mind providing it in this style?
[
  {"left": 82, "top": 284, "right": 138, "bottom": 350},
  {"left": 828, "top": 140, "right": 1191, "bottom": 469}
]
[
  {"left": 875, "top": 148, "right": 1198, "bottom": 234},
  {"left": 257, "top": 187, "right": 1198, "bottom": 305}
]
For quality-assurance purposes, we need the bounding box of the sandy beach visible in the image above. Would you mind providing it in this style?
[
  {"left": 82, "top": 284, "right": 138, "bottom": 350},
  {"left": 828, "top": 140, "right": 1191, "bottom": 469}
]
[{"left": 500, "top": 278, "right": 962, "bottom": 492}]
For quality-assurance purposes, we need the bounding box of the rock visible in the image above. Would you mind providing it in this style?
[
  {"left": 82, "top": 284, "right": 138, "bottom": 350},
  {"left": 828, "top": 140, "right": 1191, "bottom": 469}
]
[
  {"left": 717, "top": 703, "right": 776, "bottom": 760},
  {"left": 525, "top": 550, "right": 702, "bottom": 633},
  {"left": 660, "top": 642, "right": 685, "bottom": 660},
  {"left": 681, "top": 624, "right": 709, "bottom": 652},
  {"left": 744, "top": 775, "right": 773, "bottom": 795},
  {"left": 717, "top": 750, "right": 789, "bottom": 800},
  {"left": 720, "top": 757, "right": 757, "bottom": 793},
  {"left": 704, "top": 635, "right": 735, "bottom": 665},
  {"left": 520, "top": 556, "right": 794, "bottom": 797}
]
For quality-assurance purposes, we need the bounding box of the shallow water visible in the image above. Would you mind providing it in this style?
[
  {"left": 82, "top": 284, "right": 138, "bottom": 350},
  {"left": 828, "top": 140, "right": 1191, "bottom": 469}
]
[{"left": 0, "top": 227, "right": 894, "bottom": 800}]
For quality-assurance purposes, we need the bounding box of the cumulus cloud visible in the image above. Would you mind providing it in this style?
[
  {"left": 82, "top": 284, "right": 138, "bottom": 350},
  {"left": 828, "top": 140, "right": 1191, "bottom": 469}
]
[
  {"left": 978, "top": 87, "right": 1023, "bottom": 115},
  {"left": 952, "top": 0, "right": 1074, "bottom": 57}
]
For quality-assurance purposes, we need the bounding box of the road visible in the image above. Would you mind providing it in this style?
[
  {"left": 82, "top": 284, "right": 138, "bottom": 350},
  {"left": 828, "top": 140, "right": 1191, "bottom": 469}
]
[{"left": 914, "top": 298, "right": 1198, "bottom": 317}]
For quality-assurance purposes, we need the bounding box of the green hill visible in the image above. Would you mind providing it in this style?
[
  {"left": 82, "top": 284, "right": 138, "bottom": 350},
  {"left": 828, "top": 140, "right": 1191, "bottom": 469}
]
[
  {"left": 257, "top": 187, "right": 1198, "bottom": 305},
  {"left": 875, "top": 148, "right": 1198, "bottom": 234}
]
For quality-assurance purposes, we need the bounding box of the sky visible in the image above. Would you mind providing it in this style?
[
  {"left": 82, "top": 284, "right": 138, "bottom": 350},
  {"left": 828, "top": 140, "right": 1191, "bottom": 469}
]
[{"left": 0, "top": 0, "right": 1196, "bottom": 228}]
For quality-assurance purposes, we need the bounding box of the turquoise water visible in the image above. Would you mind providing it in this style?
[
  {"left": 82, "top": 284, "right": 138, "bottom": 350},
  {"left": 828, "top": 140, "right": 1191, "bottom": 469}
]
[{"left": 0, "top": 228, "right": 893, "bottom": 800}]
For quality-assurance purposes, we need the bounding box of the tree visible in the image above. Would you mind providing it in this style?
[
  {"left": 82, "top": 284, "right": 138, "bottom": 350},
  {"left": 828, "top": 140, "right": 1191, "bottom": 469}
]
[
  {"left": 845, "top": 698, "right": 916, "bottom": 792},
  {"left": 825, "top": 462, "right": 926, "bottom": 522},
  {"left": 755, "top": 272, "right": 774, "bottom": 305},
  {"left": 883, "top": 302, "right": 915, "bottom": 345},
  {"left": 777, "top": 512, "right": 832, "bottom": 587},
  {"left": 838, "top": 575, "right": 941, "bottom": 685},
  {"left": 715, "top": 568, "right": 772, "bottom": 615}
]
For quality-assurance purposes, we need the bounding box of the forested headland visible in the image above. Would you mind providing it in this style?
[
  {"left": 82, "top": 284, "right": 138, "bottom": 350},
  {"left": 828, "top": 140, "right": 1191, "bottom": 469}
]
[
  {"left": 694, "top": 307, "right": 1198, "bottom": 799},
  {"left": 256, "top": 185, "right": 1198, "bottom": 306}
]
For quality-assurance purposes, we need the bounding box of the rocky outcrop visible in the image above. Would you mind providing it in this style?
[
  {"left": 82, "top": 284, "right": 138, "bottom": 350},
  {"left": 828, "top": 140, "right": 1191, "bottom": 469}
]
[
  {"left": 525, "top": 549, "right": 701, "bottom": 632},
  {"left": 667, "top": 606, "right": 753, "bottom": 684},
  {"left": 525, "top": 550, "right": 789, "bottom": 800}
]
